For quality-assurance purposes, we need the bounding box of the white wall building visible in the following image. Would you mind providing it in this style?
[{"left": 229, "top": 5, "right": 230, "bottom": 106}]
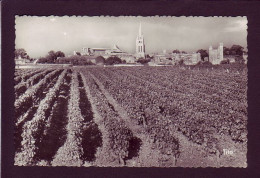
[
  {"left": 80, "top": 44, "right": 137, "bottom": 64},
  {"left": 209, "top": 43, "right": 223, "bottom": 64},
  {"left": 15, "top": 55, "right": 30, "bottom": 65}
]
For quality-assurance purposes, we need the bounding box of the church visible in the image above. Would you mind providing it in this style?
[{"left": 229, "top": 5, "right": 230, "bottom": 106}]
[
  {"left": 76, "top": 23, "right": 146, "bottom": 63},
  {"left": 136, "top": 23, "right": 145, "bottom": 58}
]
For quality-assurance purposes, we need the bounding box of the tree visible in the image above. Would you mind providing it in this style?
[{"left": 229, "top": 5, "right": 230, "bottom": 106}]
[
  {"left": 45, "top": 56, "right": 54, "bottom": 63},
  {"left": 46, "top": 50, "right": 56, "bottom": 63},
  {"left": 145, "top": 54, "right": 152, "bottom": 59},
  {"left": 105, "top": 56, "right": 122, "bottom": 65},
  {"left": 30, "top": 58, "right": 35, "bottom": 62},
  {"left": 95, "top": 56, "right": 105, "bottom": 64},
  {"left": 37, "top": 57, "right": 47, "bottom": 63},
  {"left": 172, "top": 49, "right": 180, "bottom": 54},
  {"left": 137, "top": 58, "right": 150, "bottom": 64},
  {"left": 178, "top": 59, "right": 184, "bottom": 65},
  {"left": 196, "top": 49, "right": 208, "bottom": 61},
  {"left": 15, "top": 48, "right": 29, "bottom": 59},
  {"left": 45, "top": 50, "right": 65, "bottom": 63},
  {"left": 223, "top": 47, "right": 230, "bottom": 55},
  {"left": 75, "top": 52, "right": 81, "bottom": 56},
  {"left": 181, "top": 51, "right": 187, "bottom": 54},
  {"left": 55, "top": 51, "right": 65, "bottom": 58},
  {"left": 230, "top": 45, "right": 244, "bottom": 56}
]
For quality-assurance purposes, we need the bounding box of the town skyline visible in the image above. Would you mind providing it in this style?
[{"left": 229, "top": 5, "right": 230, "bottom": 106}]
[{"left": 15, "top": 16, "right": 247, "bottom": 58}]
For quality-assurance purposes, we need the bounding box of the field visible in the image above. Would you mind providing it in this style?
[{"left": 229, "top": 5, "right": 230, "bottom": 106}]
[{"left": 14, "top": 65, "right": 247, "bottom": 167}]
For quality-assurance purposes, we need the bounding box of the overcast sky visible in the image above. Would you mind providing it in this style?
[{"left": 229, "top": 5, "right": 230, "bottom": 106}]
[{"left": 15, "top": 16, "right": 247, "bottom": 58}]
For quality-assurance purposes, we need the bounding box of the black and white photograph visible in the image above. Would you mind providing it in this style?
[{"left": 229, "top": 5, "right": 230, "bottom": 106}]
[{"left": 13, "top": 16, "right": 248, "bottom": 167}]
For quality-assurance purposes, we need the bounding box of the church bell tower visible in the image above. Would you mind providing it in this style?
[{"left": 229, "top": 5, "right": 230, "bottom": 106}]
[{"left": 136, "top": 23, "right": 145, "bottom": 58}]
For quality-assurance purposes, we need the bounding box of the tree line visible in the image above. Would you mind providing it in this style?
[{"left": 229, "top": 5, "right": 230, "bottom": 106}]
[
  {"left": 14, "top": 48, "right": 151, "bottom": 65},
  {"left": 15, "top": 44, "right": 245, "bottom": 65},
  {"left": 14, "top": 49, "right": 31, "bottom": 60},
  {"left": 38, "top": 50, "right": 65, "bottom": 63},
  {"left": 15, "top": 49, "right": 65, "bottom": 63}
]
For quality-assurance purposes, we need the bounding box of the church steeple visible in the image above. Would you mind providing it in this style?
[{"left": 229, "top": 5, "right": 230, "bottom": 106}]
[
  {"left": 139, "top": 23, "right": 142, "bottom": 36},
  {"left": 136, "top": 23, "right": 145, "bottom": 58}
]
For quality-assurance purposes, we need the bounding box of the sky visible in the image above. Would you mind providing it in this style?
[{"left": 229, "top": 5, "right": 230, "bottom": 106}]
[{"left": 15, "top": 16, "right": 247, "bottom": 58}]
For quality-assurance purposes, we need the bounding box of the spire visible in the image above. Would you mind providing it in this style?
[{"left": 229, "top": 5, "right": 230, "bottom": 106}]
[{"left": 139, "top": 22, "right": 142, "bottom": 36}]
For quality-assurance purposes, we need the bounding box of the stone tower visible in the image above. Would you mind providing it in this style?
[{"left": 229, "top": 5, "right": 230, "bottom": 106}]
[
  {"left": 218, "top": 43, "right": 223, "bottom": 61},
  {"left": 136, "top": 23, "right": 145, "bottom": 58},
  {"left": 209, "top": 45, "right": 213, "bottom": 62},
  {"left": 209, "top": 43, "right": 224, "bottom": 64}
]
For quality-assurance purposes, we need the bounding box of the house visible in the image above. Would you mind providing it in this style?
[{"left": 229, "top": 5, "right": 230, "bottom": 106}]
[
  {"left": 15, "top": 56, "right": 30, "bottom": 65},
  {"left": 153, "top": 50, "right": 174, "bottom": 65}
]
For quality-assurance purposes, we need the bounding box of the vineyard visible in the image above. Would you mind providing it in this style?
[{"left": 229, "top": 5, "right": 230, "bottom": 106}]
[{"left": 14, "top": 65, "right": 247, "bottom": 167}]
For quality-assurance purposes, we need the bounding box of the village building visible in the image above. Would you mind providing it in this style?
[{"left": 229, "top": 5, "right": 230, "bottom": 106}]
[
  {"left": 15, "top": 55, "right": 30, "bottom": 65},
  {"left": 223, "top": 55, "right": 236, "bottom": 63},
  {"left": 80, "top": 44, "right": 136, "bottom": 64},
  {"left": 152, "top": 50, "right": 201, "bottom": 65},
  {"left": 183, "top": 53, "right": 201, "bottom": 65},
  {"left": 77, "top": 23, "right": 148, "bottom": 64},
  {"left": 209, "top": 43, "right": 224, "bottom": 64},
  {"left": 81, "top": 47, "right": 110, "bottom": 56},
  {"left": 152, "top": 50, "right": 174, "bottom": 65},
  {"left": 77, "top": 25, "right": 228, "bottom": 66}
]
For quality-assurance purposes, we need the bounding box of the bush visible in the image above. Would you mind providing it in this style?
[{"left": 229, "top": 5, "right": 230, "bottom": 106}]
[
  {"left": 195, "top": 61, "right": 203, "bottom": 66},
  {"left": 105, "top": 56, "right": 123, "bottom": 65},
  {"left": 220, "top": 59, "right": 230, "bottom": 64},
  {"left": 137, "top": 58, "right": 150, "bottom": 65},
  {"left": 177, "top": 59, "right": 184, "bottom": 65},
  {"left": 37, "top": 57, "right": 48, "bottom": 64},
  {"left": 56, "top": 56, "right": 94, "bottom": 66},
  {"left": 234, "top": 56, "right": 246, "bottom": 64},
  {"left": 202, "top": 61, "right": 213, "bottom": 66},
  {"left": 95, "top": 56, "right": 105, "bottom": 64}
]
